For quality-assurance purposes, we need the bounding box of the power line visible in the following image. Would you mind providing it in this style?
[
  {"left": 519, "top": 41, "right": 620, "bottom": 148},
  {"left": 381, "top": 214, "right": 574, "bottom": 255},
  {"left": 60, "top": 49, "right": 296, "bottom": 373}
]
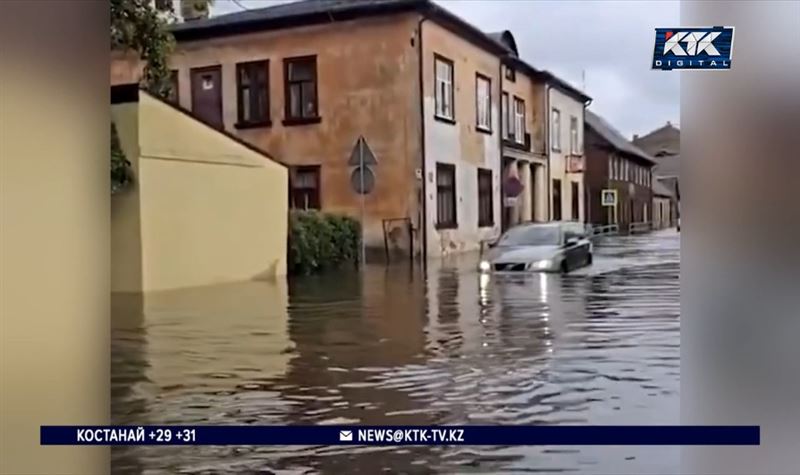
[{"left": 232, "top": 0, "right": 250, "bottom": 10}]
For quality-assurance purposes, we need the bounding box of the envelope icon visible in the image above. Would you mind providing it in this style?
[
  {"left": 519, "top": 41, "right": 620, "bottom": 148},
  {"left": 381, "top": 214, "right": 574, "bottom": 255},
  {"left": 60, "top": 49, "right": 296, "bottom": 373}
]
[{"left": 339, "top": 430, "right": 353, "bottom": 442}]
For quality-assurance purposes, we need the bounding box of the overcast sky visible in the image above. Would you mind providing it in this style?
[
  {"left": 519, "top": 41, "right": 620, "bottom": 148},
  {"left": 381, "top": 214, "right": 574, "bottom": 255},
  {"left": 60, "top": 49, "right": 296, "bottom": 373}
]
[{"left": 212, "top": 0, "right": 679, "bottom": 138}]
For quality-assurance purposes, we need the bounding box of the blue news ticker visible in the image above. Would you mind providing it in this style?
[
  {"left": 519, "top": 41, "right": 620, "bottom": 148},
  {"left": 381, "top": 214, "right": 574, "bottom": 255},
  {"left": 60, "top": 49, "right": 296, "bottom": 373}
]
[{"left": 40, "top": 425, "right": 760, "bottom": 446}]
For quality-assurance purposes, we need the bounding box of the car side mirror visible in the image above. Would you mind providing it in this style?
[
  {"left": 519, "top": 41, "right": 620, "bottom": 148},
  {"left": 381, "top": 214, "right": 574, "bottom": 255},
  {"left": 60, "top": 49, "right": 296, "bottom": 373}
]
[{"left": 565, "top": 237, "right": 579, "bottom": 247}]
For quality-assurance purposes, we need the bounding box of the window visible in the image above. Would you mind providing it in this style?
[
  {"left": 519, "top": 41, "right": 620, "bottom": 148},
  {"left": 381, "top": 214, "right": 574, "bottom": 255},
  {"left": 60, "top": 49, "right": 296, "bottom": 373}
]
[
  {"left": 571, "top": 181, "right": 580, "bottom": 220},
  {"left": 513, "top": 97, "right": 525, "bottom": 144},
  {"left": 552, "top": 179, "right": 562, "bottom": 221},
  {"left": 570, "top": 115, "right": 579, "bottom": 154},
  {"left": 477, "top": 169, "right": 493, "bottom": 227},
  {"left": 608, "top": 156, "right": 613, "bottom": 180},
  {"left": 551, "top": 108, "right": 561, "bottom": 151},
  {"left": 168, "top": 70, "right": 179, "bottom": 104},
  {"left": 436, "top": 163, "right": 457, "bottom": 228},
  {"left": 502, "top": 92, "right": 512, "bottom": 139},
  {"left": 475, "top": 74, "right": 491, "bottom": 132},
  {"left": 284, "top": 56, "right": 318, "bottom": 123},
  {"left": 434, "top": 55, "right": 454, "bottom": 121},
  {"left": 236, "top": 60, "right": 269, "bottom": 126},
  {"left": 505, "top": 66, "right": 516, "bottom": 82},
  {"left": 290, "top": 166, "right": 320, "bottom": 210},
  {"left": 623, "top": 159, "right": 628, "bottom": 181}
]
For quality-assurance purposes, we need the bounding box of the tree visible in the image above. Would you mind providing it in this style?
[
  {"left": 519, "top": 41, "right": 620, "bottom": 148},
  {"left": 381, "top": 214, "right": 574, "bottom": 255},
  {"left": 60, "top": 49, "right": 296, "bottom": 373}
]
[{"left": 110, "top": 0, "right": 214, "bottom": 193}]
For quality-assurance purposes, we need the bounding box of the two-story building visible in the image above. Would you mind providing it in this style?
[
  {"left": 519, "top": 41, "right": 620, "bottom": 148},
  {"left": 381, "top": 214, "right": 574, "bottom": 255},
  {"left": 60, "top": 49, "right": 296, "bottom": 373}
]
[
  {"left": 112, "top": 0, "right": 514, "bottom": 259},
  {"left": 485, "top": 30, "right": 591, "bottom": 231},
  {"left": 584, "top": 109, "right": 656, "bottom": 229},
  {"left": 548, "top": 80, "right": 592, "bottom": 224}
]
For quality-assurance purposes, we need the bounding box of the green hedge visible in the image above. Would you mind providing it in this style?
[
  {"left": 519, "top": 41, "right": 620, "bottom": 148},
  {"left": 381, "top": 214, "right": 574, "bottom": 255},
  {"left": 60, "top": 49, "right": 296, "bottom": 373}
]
[{"left": 288, "top": 210, "right": 361, "bottom": 275}]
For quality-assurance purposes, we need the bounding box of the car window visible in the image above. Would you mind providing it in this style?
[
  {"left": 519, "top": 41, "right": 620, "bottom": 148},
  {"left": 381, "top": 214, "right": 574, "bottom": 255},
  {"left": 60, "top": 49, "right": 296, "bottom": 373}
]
[{"left": 498, "top": 225, "right": 561, "bottom": 246}]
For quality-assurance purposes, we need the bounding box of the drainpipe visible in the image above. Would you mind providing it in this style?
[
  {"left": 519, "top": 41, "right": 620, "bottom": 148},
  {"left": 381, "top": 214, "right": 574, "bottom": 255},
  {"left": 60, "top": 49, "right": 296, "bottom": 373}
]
[
  {"left": 545, "top": 83, "right": 551, "bottom": 221},
  {"left": 498, "top": 59, "right": 504, "bottom": 234},
  {"left": 417, "top": 16, "right": 429, "bottom": 265},
  {"left": 582, "top": 97, "right": 592, "bottom": 224}
]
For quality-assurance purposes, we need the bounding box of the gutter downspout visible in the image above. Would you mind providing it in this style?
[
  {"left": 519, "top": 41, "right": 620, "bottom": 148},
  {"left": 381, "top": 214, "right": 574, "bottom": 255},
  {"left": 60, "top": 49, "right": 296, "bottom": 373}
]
[
  {"left": 499, "top": 58, "right": 504, "bottom": 233},
  {"left": 545, "top": 83, "right": 551, "bottom": 221},
  {"left": 417, "top": 15, "right": 429, "bottom": 265},
  {"left": 582, "top": 97, "right": 593, "bottom": 224}
]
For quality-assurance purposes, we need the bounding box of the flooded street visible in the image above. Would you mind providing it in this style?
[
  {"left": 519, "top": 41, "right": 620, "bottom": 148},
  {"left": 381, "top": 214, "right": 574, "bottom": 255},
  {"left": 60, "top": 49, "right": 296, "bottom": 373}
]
[{"left": 112, "top": 230, "right": 680, "bottom": 474}]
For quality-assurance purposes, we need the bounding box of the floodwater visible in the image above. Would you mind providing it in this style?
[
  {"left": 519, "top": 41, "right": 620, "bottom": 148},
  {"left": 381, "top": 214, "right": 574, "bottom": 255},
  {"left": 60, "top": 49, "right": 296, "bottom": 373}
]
[{"left": 111, "top": 230, "right": 680, "bottom": 474}]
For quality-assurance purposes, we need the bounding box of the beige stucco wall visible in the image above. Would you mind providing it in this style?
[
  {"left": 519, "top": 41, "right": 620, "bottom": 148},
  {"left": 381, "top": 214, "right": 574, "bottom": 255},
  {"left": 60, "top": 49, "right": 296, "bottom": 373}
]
[
  {"left": 111, "top": 93, "right": 287, "bottom": 293},
  {"left": 548, "top": 86, "right": 586, "bottom": 222},
  {"left": 112, "top": 13, "right": 422, "bottom": 255},
  {"left": 421, "top": 20, "right": 502, "bottom": 256}
]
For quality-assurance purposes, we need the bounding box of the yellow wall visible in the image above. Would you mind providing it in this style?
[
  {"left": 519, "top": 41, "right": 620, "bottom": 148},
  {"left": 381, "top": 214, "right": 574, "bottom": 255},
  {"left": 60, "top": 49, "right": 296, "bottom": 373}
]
[{"left": 111, "top": 92, "right": 287, "bottom": 293}]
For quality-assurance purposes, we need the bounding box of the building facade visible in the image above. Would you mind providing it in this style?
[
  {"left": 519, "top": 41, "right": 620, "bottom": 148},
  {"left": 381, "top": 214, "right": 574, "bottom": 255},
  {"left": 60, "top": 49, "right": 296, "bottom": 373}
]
[
  {"left": 633, "top": 121, "right": 681, "bottom": 222},
  {"left": 584, "top": 110, "right": 656, "bottom": 230},
  {"left": 110, "top": 0, "right": 588, "bottom": 258},
  {"left": 548, "top": 86, "right": 590, "bottom": 223}
]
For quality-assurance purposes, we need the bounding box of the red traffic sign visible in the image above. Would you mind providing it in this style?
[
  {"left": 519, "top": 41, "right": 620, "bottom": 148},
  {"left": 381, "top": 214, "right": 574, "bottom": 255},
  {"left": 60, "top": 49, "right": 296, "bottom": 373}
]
[{"left": 504, "top": 176, "right": 523, "bottom": 197}]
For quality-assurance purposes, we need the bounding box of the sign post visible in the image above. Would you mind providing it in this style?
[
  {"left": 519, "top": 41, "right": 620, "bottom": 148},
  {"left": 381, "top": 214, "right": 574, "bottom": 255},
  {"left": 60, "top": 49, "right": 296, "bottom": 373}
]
[
  {"left": 601, "top": 189, "right": 617, "bottom": 225},
  {"left": 348, "top": 136, "right": 378, "bottom": 266}
]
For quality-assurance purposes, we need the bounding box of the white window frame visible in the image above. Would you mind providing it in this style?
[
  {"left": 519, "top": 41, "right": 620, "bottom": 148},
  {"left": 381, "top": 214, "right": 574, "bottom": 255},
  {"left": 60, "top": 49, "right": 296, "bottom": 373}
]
[
  {"left": 476, "top": 74, "right": 491, "bottom": 131},
  {"left": 551, "top": 108, "right": 561, "bottom": 151},
  {"left": 503, "top": 92, "right": 513, "bottom": 139},
  {"left": 434, "top": 55, "right": 454, "bottom": 120},
  {"left": 513, "top": 97, "right": 525, "bottom": 144},
  {"left": 570, "top": 115, "right": 579, "bottom": 155}
]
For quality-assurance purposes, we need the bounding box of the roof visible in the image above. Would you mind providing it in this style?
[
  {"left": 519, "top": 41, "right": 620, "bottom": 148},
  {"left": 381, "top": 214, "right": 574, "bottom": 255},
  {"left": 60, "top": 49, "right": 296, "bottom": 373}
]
[
  {"left": 652, "top": 153, "right": 679, "bottom": 178},
  {"left": 171, "top": 0, "right": 509, "bottom": 56},
  {"left": 487, "top": 30, "right": 518, "bottom": 56},
  {"left": 501, "top": 55, "right": 591, "bottom": 104},
  {"left": 652, "top": 179, "right": 675, "bottom": 198},
  {"left": 632, "top": 122, "right": 680, "bottom": 155},
  {"left": 585, "top": 110, "right": 656, "bottom": 165},
  {"left": 110, "top": 84, "right": 286, "bottom": 167}
]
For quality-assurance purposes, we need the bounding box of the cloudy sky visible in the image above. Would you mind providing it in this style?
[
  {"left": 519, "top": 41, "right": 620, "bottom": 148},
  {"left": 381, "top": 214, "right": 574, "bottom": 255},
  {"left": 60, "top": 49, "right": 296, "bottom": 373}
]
[{"left": 212, "top": 0, "right": 679, "bottom": 138}]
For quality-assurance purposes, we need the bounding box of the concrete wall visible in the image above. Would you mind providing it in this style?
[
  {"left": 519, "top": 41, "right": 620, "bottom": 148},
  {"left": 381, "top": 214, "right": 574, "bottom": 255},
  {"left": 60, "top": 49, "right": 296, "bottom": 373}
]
[
  {"left": 548, "top": 87, "right": 585, "bottom": 222},
  {"left": 111, "top": 93, "right": 287, "bottom": 293},
  {"left": 112, "top": 13, "right": 422, "bottom": 256},
  {"left": 421, "top": 21, "right": 502, "bottom": 257}
]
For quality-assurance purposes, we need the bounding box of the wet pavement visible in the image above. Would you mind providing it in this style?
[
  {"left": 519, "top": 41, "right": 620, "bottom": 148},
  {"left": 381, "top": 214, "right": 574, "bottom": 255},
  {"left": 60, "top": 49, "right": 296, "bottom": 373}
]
[{"left": 111, "top": 229, "right": 680, "bottom": 474}]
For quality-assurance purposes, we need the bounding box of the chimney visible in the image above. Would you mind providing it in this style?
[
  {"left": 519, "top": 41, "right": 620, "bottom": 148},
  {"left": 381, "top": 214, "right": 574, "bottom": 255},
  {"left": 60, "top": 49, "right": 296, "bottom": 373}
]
[
  {"left": 633, "top": 134, "right": 639, "bottom": 141},
  {"left": 181, "top": 0, "right": 210, "bottom": 22},
  {"left": 666, "top": 120, "right": 672, "bottom": 126}
]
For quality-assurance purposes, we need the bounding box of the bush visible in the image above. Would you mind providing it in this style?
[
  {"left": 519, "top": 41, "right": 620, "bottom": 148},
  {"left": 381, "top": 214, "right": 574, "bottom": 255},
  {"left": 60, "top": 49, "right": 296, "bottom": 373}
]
[{"left": 288, "top": 210, "right": 361, "bottom": 275}]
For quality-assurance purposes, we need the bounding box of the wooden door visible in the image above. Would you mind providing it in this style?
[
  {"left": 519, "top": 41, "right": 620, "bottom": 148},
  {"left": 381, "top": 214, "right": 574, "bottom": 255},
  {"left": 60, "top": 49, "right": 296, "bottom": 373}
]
[{"left": 190, "top": 66, "right": 223, "bottom": 128}]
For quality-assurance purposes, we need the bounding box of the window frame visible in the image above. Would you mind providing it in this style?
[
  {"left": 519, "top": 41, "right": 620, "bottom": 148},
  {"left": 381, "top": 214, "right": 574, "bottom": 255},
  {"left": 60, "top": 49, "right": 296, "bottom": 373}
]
[
  {"left": 475, "top": 73, "right": 492, "bottom": 133},
  {"left": 283, "top": 55, "right": 320, "bottom": 125},
  {"left": 569, "top": 115, "right": 579, "bottom": 155},
  {"left": 435, "top": 162, "right": 458, "bottom": 229},
  {"left": 434, "top": 54, "right": 455, "bottom": 123},
  {"left": 502, "top": 92, "right": 511, "bottom": 139},
  {"left": 477, "top": 168, "right": 494, "bottom": 227},
  {"left": 168, "top": 69, "right": 179, "bottom": 105},
  {"left": 551, "top": 108, "right": 561, "bottom": 152},
  {"left": 289, "top": 165, "right": 321, "bottom": 210},
  {"left": 235, "top": 60, "right": 270, "bottom": 128},
  {"left": 513, "top": 96, "right": 525, "bottom": 144}
]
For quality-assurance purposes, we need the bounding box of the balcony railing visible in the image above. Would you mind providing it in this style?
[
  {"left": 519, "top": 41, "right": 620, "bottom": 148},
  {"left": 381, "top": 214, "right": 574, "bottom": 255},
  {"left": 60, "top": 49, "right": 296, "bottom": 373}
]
[{"left": 503, "top": 132, "right": 531, "bottom": 153}]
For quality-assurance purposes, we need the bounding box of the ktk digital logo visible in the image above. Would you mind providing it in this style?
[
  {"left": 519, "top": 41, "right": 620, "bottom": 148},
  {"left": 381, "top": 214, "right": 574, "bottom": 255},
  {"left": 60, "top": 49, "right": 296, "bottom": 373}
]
[{"left": 652, "top": 26, "right": 734, "bottom": 71}]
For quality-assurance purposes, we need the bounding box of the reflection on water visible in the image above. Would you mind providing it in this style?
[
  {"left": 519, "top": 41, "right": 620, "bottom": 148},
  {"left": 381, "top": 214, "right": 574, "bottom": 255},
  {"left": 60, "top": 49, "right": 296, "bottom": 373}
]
[{"left": 112, "top": 231, "right": 680, "bottom": 474}]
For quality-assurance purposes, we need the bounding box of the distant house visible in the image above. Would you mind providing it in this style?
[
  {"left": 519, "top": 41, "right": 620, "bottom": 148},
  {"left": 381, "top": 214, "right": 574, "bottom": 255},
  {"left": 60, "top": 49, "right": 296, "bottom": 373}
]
[
  {"left": 633, "top": 121, "right": 681, "bottom": 219},
  {"left": 652, "top": 179, "right": 678, "bottom": 229},
  {"left": 584, "top": 110, "right": 656, "bottom": 230},
  {"left": 111, "top": 85, "right": 288, "bottom": 292}
]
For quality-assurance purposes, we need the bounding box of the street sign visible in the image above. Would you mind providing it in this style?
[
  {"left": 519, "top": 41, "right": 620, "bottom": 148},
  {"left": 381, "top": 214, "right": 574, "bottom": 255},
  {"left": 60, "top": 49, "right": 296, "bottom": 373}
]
[
  {"left": 348, "top": 136, "right": 378, "bottom": 166},
  {"left": 601, "top": 189, "right": 617, "bottom": 207},
  {"left": 350, "top": 166, "right": 375, "bottom": 195},
  {"left": 504, "top": 176, "right": 523, "bottom": 197}
]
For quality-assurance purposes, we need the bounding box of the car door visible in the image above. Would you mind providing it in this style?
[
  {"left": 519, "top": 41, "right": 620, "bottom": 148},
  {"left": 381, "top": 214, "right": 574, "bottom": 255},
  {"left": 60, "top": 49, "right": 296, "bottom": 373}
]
[
  {"left": 565, "top": 224, "right": 590, "bottom": 268},
  {"left": 563, "top": 228, "right": 581, "bottom": 269}
]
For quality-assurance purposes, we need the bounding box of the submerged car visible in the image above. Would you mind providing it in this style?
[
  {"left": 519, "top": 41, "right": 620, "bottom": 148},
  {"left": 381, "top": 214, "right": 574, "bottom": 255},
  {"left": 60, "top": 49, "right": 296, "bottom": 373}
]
[{"left": 479, "top": 222, "right": 593, "bottom": 273}]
